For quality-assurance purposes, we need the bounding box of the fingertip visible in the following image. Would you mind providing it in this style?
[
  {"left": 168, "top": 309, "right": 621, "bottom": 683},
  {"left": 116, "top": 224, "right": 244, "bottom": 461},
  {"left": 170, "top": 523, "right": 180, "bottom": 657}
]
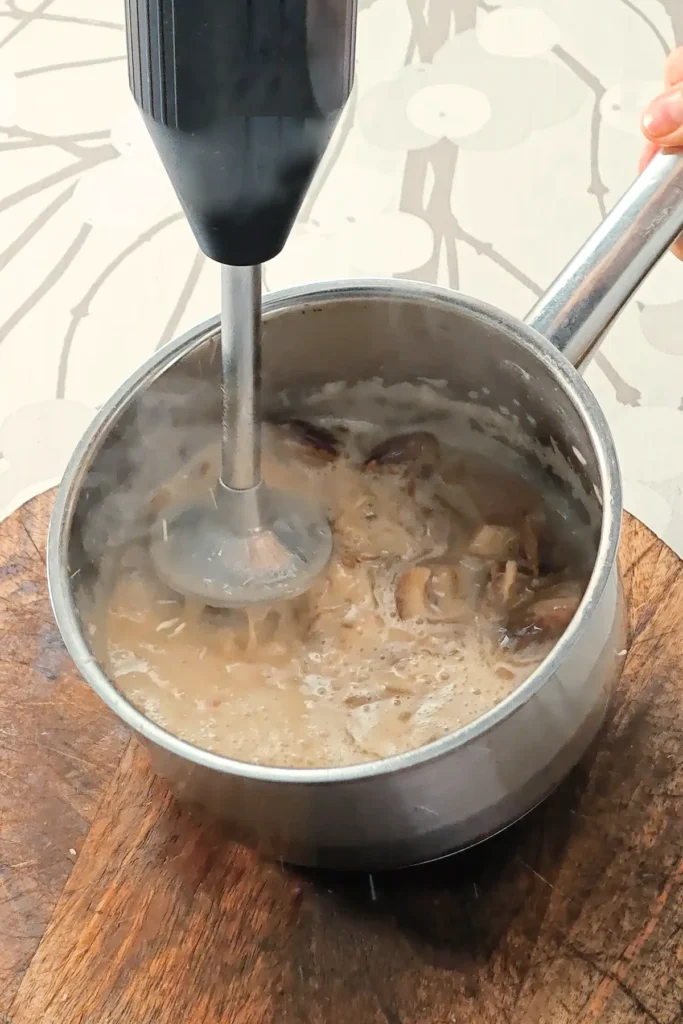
[
  {"left": 641, "top": 102, "right": 683, "bottom": 149},
  {"left": 638, "top": 139, "right": 660, "bottom": 172}
]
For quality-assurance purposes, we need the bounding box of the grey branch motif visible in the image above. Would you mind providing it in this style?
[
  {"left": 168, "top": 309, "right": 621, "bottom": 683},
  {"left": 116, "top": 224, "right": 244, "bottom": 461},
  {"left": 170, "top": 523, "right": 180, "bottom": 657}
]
[
  {"left": 0, "top": 126, "right": 111, "bottom": 159},
  {"left": 397, "top": 140, "right": 461, "bottom": 286},
  {"left": 453, "top": 220, "right": 543, "bottom": 297},
  {"left": 0, "top": 121, "right": 121, "bottom": 362},
  {"left": 398, "top": 0, "right": 547, "bottom": 295},
  {"left": 15, "top": 56, "right": 126, "bottom": 78},
  {"left": 0, "top": 0, "right": 123, "bottom": 32},
  {"left": 0, "top": 223, "right": 92, "bottom": 345},
  {"left": 0, "top": 138, "right": 118, "bottom": 216},
  {"left": 0, "top": 0, "right": 666, "bottom": 416},
  {"left": 0, "top": 138, "right": 56, "bottom": 151},
  {"left": 56, "top": 213, "right": 183, "bottom": 398},
  {"left": 397, "top": 0, "right": 475, "bottom": 287},
  {"left": 404, "top": 0, "right": 450, "bottom": 65},
  {"left": 656, "top": 0, "right": 683, "bottom": 43},
  {"left": 0, "top": 183, "right": 77, "bottom": 274},
  {"left": 0, "top": 0, "right": 126, "bottom": 369},
  {"left": 552, "top": 46, "right": 608, "bottom": 218},
  {"left": 398, "top": 0, "right": 547, "bottom": 296},
  {"left": 155, "top": 250, "right": 206, "bottom": 351},
  {"left": 395, "top": 3, "right": 642, "bottom": 407},
  {"left": 550, "top": 46, "right": 644, "bottom": 407},
  {"left": 0, "top": 0, "right": 191, "bottom": 398},
  {"left": 619, "top": 0, "right": 671, "bottom": 54},
  {"left": 592, "top": 353, "right": 642, "bottom": 406},
  {"left": 0, "top": 0, "right": 55, "bottom": 52}
]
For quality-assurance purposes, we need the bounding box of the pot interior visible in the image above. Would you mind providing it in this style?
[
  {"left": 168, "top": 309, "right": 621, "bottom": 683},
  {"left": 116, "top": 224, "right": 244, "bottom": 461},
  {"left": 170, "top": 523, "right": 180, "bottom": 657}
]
[{"left": 62, "top": 290, "right": 608, "bottom": 747}]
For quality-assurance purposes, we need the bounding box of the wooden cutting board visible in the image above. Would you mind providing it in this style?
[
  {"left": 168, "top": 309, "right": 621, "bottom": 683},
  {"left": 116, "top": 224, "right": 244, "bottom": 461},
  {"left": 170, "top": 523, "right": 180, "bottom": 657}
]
[{"left": 1, "top": 492, "right": 682, "bottom": 1024}]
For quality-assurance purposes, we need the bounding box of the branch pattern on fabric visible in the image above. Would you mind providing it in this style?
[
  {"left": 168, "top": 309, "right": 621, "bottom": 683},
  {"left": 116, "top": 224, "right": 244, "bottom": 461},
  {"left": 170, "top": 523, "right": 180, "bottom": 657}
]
[{"left": 1, "top": 0, "right": 683, "bottom": 553}]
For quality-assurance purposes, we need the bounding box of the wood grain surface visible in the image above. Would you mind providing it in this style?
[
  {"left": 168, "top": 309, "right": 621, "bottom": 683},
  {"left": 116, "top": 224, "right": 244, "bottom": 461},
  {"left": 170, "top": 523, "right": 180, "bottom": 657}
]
[
  {"left": 2, "top": 496, "right": 682, "bottom": 1024},
  {"left": 0, "top": 492, "right": 129, "bottom": 1010}
]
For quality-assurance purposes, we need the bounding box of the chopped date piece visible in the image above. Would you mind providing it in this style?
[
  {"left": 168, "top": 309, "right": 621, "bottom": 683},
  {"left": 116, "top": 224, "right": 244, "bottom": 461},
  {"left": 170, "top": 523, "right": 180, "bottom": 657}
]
[
  {"left": 395, "top": 561, "right": 481, "bottom": 623},
  {"left": 425, "top": 565, "right": 472, "bottom": 622},
  {"left": 395, "top": 566, "right": 431, "bottom": 620},
  {"left": 364, "top": 432, "right": 440, "bottom": 474},
  {"left": 504, "top": 580, "right": 584, "bottom": 648},
  {"left": 271, "top": 417, "right": 342, "bottom": 462}
]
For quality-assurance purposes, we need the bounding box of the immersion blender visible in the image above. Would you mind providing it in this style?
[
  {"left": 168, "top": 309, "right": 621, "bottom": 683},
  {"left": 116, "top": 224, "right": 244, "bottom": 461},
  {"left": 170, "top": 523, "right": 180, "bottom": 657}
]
[{"left": 124, "top": 0, "right": 357, "bottom": 606}]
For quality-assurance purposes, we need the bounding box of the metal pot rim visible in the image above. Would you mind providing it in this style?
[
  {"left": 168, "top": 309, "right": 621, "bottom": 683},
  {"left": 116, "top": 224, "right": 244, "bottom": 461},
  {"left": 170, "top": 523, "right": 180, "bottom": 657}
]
[{"left": 47, "top": 278, "right": 622, "bottom": 785}]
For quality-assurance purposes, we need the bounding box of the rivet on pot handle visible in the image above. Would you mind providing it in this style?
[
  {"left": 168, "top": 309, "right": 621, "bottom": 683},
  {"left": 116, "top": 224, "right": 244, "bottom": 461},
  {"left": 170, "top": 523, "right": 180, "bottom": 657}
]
[{"left": 525, "top": 151, "right": 683, "bottom": 369}]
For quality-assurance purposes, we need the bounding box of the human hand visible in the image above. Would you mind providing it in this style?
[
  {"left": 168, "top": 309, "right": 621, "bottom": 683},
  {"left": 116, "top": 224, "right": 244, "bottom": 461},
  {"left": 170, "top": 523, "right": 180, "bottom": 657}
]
[{"left": 641, "top": 46, "right": 683, "bottom": 259}]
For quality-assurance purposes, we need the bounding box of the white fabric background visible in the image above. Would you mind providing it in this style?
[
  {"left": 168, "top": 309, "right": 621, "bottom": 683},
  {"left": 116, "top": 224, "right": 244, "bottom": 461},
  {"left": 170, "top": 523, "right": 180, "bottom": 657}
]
[{"left": 1, "top": 0, "right": 683, "bottom": 550}]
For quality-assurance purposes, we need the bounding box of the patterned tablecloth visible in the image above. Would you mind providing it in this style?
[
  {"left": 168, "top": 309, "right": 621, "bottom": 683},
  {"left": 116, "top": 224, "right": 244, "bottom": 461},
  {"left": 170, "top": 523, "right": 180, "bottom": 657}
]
[{"left": 1, "top": 0, "right": 683, "bottom": 551}]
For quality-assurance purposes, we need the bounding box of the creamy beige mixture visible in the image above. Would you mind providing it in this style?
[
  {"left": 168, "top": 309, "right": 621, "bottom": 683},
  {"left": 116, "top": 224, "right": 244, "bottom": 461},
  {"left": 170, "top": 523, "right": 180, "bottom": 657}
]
[{"left": 102, "top": 417, "right": 585, "bottom": 768}]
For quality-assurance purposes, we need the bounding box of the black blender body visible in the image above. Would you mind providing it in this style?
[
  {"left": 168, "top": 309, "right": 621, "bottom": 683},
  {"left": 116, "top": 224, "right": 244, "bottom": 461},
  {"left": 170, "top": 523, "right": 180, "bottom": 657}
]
[{"left": 124, "top": 0, "right": 357, "bottom": 265}]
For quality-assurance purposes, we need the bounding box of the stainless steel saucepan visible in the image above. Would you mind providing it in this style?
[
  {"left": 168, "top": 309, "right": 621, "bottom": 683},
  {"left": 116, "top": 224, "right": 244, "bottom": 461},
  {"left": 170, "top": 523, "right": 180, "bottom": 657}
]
[{"left": 48, "top": 152, "right": 683, "bottom": 870}]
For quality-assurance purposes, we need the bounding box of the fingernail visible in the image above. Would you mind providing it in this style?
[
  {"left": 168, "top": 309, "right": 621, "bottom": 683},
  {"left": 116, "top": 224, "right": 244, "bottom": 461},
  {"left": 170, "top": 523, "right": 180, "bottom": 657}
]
[{"left": 642, "top": 88, "right": 683, "bottom": 139}]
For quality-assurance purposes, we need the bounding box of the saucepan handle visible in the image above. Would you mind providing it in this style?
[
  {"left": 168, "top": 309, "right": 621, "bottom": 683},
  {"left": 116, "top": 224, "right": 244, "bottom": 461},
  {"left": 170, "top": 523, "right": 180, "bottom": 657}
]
[{"left": 524, "top": 151, "right": 683, "bottom": 369}]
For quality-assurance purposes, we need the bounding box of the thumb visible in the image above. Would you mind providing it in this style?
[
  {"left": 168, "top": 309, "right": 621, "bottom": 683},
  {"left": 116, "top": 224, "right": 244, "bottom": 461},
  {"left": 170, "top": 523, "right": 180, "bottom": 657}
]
[
  {"left": 638, "top": 139, "right": 660, "bottom": 173},
  {"left": 641, "top": 85, "right": 683, "bottom": 147}
]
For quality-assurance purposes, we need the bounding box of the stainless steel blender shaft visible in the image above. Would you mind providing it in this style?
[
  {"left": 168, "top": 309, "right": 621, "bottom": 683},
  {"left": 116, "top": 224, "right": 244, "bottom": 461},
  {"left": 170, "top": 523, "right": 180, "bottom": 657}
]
[
  {"left": 149, "top": 260, "right": 333, "bottom": 607},
  {"left": 220, "top": 264, "right": 262, "bottom": 492}
]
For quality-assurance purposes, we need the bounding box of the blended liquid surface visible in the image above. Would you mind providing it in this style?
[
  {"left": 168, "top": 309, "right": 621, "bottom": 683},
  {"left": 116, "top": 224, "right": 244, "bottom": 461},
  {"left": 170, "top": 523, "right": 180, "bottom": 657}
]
[{"left": 102, "top": 414, "right": 587, "bottom": 768}]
